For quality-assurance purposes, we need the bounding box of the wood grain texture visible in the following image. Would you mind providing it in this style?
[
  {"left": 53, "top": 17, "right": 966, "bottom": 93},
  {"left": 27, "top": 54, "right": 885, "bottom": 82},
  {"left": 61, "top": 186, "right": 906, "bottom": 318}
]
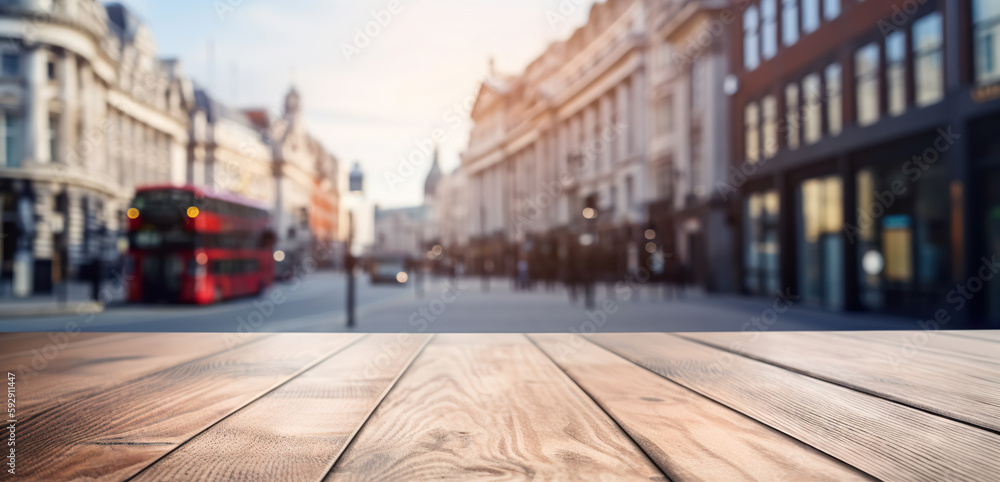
[
  {"left": 0, "top": 331, "right": 86, "bottom": 355},
  {"left": 833, "top": 331, "right": 1000, "bottom": 367},
  {"left": 589, "top": 333, "right": 1000, "bottom": 481},
  {"left": 681, "top": 331, "right": 1000, "bottom": 432},
  {"left": 134, "top": 334, "right": 431, "bottom": 481},
  {"left": 529, "top": 334, "right": 872, "bottom": 482},
  {"left": 327, "top": 334, "right": 666, "bottom": 481},
  {"left": 2, "top": 332, "right": 258, "bottom": 411},
  {"left": 940, "top": 330, "right": 1000, "bottom": 343},
  {"left": 17, "top": 333, "right": 362, "bottom": 481}
]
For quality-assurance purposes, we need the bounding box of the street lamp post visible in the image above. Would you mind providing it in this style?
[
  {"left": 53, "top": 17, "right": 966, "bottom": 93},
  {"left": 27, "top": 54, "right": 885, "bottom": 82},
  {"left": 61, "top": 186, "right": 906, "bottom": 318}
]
[
  {"left": 346, "top": 211, "right": 356, "bottom": 328},
  {"left": 416, "top": 233, "right": 425, "bottom": 298},
  {"left": 346, "top": 163, "right": 364, "bottom": 329},
  {"left": 581, "top": 206, "right": 598, "bottom": 310}
]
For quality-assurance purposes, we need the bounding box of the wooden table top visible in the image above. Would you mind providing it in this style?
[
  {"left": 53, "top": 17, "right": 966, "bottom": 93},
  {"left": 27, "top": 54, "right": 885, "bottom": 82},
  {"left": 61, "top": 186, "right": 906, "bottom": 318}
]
[{"left": 3, "top": 330, "right": 998, "bottom": 481}]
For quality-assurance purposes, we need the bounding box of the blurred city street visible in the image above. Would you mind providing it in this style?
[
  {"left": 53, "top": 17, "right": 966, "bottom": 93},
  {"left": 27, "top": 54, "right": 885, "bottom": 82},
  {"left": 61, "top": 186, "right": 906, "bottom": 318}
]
[
  {"left": 0, "top": 271, "right": 917, "bottom": 333},
  {"left": 2, "top": 0, "right": 1000, "bottom": 328}
]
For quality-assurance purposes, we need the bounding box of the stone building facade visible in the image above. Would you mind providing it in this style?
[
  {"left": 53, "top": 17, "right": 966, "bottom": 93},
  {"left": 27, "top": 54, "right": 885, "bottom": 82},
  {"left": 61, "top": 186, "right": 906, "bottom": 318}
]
[
  {"left": 188, "top": 87, "right": 274, "bottom": 208},
  {"left": 645, "top": 0, "right": 735, "bottom": 291},
  {"left": 0, "top": 1, "right": 343, "bottom": 297},
  {"left": 461, "top": 0, "right": 652, "bottom": 283},
  {"left": 0, "top": 0, "right": 192, "bottom": 297},
  {"left": 245, "top": 88, "right": 341, "bottom": 274}
]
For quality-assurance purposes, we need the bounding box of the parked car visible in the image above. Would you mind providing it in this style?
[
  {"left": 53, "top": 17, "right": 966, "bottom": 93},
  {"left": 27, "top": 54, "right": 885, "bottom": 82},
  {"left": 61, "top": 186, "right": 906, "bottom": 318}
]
[{"left": 369, "top": 252, "right": 410, "bottom": 285}]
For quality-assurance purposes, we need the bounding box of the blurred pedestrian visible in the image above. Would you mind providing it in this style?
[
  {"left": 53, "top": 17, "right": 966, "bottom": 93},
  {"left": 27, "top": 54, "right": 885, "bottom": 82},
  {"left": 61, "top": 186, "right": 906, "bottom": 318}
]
[{"left": 517, "top": 258, "right": 529, "bottom": 290}]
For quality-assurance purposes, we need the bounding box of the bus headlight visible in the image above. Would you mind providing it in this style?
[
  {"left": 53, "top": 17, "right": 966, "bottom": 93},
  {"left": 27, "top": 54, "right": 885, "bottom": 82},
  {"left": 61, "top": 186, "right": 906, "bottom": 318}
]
[{"left": 396, "top": 272, "right": 408, "bottom": 283}]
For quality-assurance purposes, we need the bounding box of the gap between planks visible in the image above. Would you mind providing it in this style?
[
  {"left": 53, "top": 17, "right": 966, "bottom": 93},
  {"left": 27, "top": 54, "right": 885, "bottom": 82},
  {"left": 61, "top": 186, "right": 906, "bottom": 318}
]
[
  {"left": 18, "top": 333, "right": 364, "bottom": 479},
  {"left": 325, "top": 334, "right": 666, "bottom": 481},
  {"left": 678, "top": 332, "right": 1000, "bottom": 434},
  {"left": 587, "top": 333, "right": 1000, "bottom": 481},
  {"left": 523, "top": 334, "right": 674, "bottom": 481},
  {"left": 528, "top": 334, "right": 872, "bottom": 481},
  {"left": 127, "top": 333, "right": 369, "bottom": 480},
  {"left": 315, "top": 334, "right": 436, "bottom": 481}
]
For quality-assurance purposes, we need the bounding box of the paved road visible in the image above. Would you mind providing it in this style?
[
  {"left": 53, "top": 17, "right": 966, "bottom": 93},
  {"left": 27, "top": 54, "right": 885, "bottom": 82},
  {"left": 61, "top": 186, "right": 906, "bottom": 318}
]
[
  {"left": 0, "top": 272, "right": 930, "bottom": 333},
  {"left": 0, "top": 272, "right": 409, "bottom": 332},
  {"left": 331, "top": 276, "right": 925, "bottom": 333}
]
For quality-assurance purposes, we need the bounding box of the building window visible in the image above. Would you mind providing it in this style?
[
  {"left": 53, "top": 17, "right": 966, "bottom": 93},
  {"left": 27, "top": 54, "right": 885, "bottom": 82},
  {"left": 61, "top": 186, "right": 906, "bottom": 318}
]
[
  {"left": 802, "top": 0, "right": 820, "bottom": 34},
  {"left": 761, "top": 0, "right": 778, "bottom": 60},
  {"left": 744, "top": 6, "right": 761, "bottom": 71},
  {"left": 803, "top": 73, "right": 822, "bottom": 144},
  {"left": 913, "top": 13, "right": 944, "bottom": 107},
  {"left": 782, "top": 0, "right": 799, "bottom": 46},
  {"left": 47, "top": 61, "right": 55, "bottom": 80},
  {"left": 744, "top": 190, "right": 781, "bottom": 296},
  {"left": 823, "top": 0, "right": 840, "bottom": 20},
  {"left": 691, "top": 59, "right": 706, "bottom": 112},
  {"left": 785, "top": 83, "right": 800, "bottom": 149},
  {"left": 1, "top": 54, "right": 18, "bottom": 77},
  {"left": 654, "top": 96, "right": 672, "bottom": 135},
  {"left": 691, "top": 127, "right": 703, "bottom": 194},
  {"left": 623, "top": 82, "right": 634, "bottom": 155},
  {"left": 657, "top": 42, "right": 674, "bottom": 72},
  {"left": 48, "top": 115, "right": 58, "bottom": 163},
  {"left": 745, "top": 101, "right": 761, "bottom": 163},
  {"left": 762, "top": 95, "right": 778, "bottom": 159},
  {"left": 2, "top": 112, "right": 22, "bottom": 167},
  {"left": 593, "top": 117, "right": 602, "bottom": 169},
  {"left": 855, "top": 43, "right": 881, "bottom": 126},
  {"left": 656, "top": 159, "right": 674, "bottom": 201},
  {"left": 624, "top": 175, "right": 634, "bottom": 208},
  {"left": 825, "top": 63, "right": 843, "bottom": 136},
  {"left": 974, "top": 0, "right": 1000, "bottom": 84},
  {"left": 887, "top": 31, "right": 907, "bottom": 116},
  {"left": 797, "top": 175, "right": 844, "bottom": 308}
]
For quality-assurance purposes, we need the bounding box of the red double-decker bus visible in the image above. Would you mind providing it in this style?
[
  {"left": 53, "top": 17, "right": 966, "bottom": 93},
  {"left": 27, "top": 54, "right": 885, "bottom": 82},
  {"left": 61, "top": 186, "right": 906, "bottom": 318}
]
[{"left": 125, "top": 185, "right": 276, "bottom": 304}]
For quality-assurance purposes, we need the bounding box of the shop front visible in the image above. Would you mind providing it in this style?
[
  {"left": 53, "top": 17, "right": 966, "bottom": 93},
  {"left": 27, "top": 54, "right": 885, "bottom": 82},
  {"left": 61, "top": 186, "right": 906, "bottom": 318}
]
[
  {"left": 974, "top": 112, "right": 1000, "bottom": 325},
  {"left": 852, "top": 150, "right": 952, "bottom": 317}
]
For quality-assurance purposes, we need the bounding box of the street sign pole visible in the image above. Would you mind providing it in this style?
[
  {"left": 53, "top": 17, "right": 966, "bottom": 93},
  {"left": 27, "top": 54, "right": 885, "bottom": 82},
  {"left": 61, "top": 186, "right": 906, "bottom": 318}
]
[
  {"left": 346, "top": 162, "right": 364, "bottom": 329},
  {"left": 346, "top": 211, "right": 355, "bottom": 329}
]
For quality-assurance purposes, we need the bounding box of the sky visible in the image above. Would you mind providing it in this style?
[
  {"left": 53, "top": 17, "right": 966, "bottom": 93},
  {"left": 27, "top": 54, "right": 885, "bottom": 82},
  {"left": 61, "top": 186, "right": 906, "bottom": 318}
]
[{"left": 117, "top": 0, "right": 600, "bottom": 214}]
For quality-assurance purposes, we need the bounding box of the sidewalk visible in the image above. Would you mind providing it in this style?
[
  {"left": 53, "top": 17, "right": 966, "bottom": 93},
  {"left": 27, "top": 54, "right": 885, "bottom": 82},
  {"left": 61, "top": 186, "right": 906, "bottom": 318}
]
[{"left": 0, "top": 282, "right": 104, "bottom": 319}]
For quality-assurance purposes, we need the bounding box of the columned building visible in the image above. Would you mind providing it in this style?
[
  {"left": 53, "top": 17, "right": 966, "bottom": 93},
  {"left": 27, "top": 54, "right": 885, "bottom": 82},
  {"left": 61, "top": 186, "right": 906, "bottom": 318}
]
[
  {"left": 188, "top": 88, "right": 274, "bottom": 207},
  {"left": 645, "top": 0, "right": 735, "bottom": 292},
  {"left": 730, "top": 0, "right": 1000, "bottom": 326},
  {"left": 0, "top": 1, "right": 192, "bottom": 297},
  {"left": 462, "top": 0, "right": 651, "bottom": 283},
  {"left": 434, "top": 166, "right": 469, "bottom": 267},
  {"left": 245, "top": 88, "right": 340, "bottom": 273}
]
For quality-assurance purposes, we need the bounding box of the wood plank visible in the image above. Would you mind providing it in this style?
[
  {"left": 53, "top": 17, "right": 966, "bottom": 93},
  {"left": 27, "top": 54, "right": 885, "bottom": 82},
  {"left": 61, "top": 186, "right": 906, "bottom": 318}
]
[
  {"left": 681, "top": 331, "right": 1000, "bottom": 432},
  {"left": 940, "top": 330, "right": 1000, "bottom": 343},
  {"left": 833, "top": 331, "right": 1000, "bottom": 368},
  {"left": 327, "top": 334, "right": 665, "bottom": 481},
  {"left": 529, "top": 334, "right": 872, "bottom": 481},
  {"left": 0, "top": 332, "right": 128, "bottom": 363},
  {"left": 2, "top": 332, "right": 261, "bottom": 411},
  {"left": 17, "top": 333, "right": 362, "bottom": 481},
  {"left": 0, "top": 332, "right": 69, "bottom": 354},
  {"left": 133, "top": 334, "right": 431, "bottom": 481},
  {"left": 589, "top": 333, "right": 1000, "bottom": 481}
]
